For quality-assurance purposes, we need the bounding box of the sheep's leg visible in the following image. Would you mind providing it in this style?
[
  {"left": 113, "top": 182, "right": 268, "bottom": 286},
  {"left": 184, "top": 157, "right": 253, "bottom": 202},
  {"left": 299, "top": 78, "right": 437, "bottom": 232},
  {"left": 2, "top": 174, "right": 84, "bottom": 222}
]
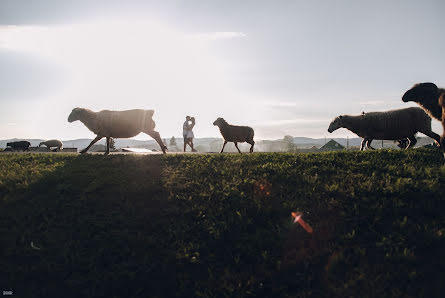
[
  {"left": 366, "top": 139, "right": 375, "bottom": 150},
  {"left": 234, "top": 142, "right": 242, "bottom": 153},
  {"left": 248, "top": 140, "right": 255, "bottom": 153},
  {"left": 406, "top": 136, "right": 417, "bottom": 149},
  {"left": 105, "top": 137, "right": 110, "bottom": 155},
  {"left": 220, "top": 141, "right": 227, "bottom": 153},
  {"left": 360, "top": 139, "right": 366, "bottom": 151},
  {"left": 421, "top": 130, "right": 441, "bottom": 147},
  {"left": 145, "top": 130, "right": 167, "bottom": 154},
  {"left": 80, "top": 135, "right": 103, "bottom": 154}
]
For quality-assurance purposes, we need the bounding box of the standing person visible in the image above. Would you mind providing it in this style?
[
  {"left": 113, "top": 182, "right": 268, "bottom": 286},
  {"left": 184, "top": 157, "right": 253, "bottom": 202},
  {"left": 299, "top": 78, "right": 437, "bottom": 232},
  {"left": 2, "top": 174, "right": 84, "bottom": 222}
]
[
  {"left": 187, "top": 117, "right": 197, "bottom": 152},
  {"left": 183, "top": 116, "right": 191, "bottom": 152}
]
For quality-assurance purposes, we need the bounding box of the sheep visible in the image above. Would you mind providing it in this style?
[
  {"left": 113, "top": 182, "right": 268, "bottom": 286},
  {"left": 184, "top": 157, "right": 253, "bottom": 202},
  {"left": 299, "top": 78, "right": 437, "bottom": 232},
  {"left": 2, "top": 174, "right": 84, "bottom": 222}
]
[
  {"left": 6, "top": 141, "right": 31, "bottom": 151},
  {"left": 68, "top": 107, "right": 167, "bottom": 155},
  {"left": 402, "top": 82, "right": 445, "bottom": 121},
  {"left": 213, "top": 117, "right": 255, "bottom": 153},
  {"left": 327, "top": 107, "right": 440, "bottom": 150},
  {"left": 39, "top": 139, "right": 64, "bottom": 151}
]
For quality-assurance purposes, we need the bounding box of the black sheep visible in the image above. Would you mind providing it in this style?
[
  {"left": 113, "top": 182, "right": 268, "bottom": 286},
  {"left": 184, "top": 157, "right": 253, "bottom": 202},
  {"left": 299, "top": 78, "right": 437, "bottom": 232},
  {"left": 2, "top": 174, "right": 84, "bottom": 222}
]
[
  {"left": 402, "top": 82, "right": 445, "bottom": 121},
  {"left": 6, "top": 141, "right": 31, "bottom": 151}
]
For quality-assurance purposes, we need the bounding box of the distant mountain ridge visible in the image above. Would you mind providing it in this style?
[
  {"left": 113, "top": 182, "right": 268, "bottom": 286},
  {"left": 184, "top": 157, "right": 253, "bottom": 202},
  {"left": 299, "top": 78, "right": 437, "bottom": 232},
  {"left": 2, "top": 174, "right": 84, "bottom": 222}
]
[{"left": 1, "top": 136, "right": 436, "bottom": 151}]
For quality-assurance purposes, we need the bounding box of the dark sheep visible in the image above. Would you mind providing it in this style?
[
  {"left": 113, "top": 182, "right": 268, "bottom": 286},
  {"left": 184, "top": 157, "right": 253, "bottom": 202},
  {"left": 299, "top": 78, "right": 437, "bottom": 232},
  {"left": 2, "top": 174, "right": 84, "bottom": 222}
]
[
  {"left": 6, "top": 141, "right": 31, "bottom": 151},
  {"left": 402, "top": 82, "right": 445, "bottom": 121},
  {"left": 213, "top": 118, "right": 255, "bottom": 153},
  {"left": 328, "top": 107, "right": 440, "bottom": 150}
]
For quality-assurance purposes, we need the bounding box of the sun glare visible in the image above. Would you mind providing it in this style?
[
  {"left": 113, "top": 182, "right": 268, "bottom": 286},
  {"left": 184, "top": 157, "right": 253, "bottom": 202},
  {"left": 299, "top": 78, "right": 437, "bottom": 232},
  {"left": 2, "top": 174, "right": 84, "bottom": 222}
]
[
  {"left": 0, "top": 20, "right": 228, "bottom": 96},
  {"left": 0, "top": 19, "right": 244, "bottom": 138}
]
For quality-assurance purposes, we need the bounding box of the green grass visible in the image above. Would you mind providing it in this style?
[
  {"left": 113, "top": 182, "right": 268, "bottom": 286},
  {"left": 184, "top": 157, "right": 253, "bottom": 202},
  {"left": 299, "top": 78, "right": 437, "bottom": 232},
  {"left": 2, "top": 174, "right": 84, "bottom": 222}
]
[{"left": 1, "top": 150, "right": 445, "bottom": 297}]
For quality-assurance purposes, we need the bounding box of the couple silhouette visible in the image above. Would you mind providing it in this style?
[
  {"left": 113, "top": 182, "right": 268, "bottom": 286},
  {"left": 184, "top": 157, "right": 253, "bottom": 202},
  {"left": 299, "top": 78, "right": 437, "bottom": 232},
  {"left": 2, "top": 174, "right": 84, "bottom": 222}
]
[{"left": 183, "top": 116, "right": 196, "bottom": 152}]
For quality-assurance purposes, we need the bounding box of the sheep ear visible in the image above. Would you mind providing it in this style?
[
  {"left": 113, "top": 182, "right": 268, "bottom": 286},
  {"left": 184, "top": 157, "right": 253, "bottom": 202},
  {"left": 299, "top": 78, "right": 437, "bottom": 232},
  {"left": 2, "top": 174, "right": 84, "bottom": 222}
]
[{"left": 339, "top": 115, "right": 343, "bottom": 119}]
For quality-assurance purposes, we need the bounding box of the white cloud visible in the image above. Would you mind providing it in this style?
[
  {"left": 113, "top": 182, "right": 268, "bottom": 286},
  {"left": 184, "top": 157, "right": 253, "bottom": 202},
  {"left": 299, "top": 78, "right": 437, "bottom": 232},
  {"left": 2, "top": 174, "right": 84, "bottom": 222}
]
[
  {"left": 359, "top": 100, "right": 385, "bottom": 106},
  {"left": 257, "top": 118, "right": 329, "bottom": 126},
  {"left": 262, "top": 101, "right": 299, "bottom": 108},
  {"left": 185, "top": 31, "right": 247, "bottom": 40},
  {"left": 358, "top": 100, "right": 385, "bottom": 106}
]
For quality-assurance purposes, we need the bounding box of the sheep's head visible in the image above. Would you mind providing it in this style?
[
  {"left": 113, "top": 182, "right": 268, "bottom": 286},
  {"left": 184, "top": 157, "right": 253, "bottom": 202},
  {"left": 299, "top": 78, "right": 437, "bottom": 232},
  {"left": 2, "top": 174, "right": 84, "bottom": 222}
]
[
  {"left": 68, "top": 108, "right": 84, "bottom": 122},
  {"left": 39, "top": 142, "right": 44, "bottom": 147},
  {"left": 402, "top": 82, "right": 438, "bottom": 103},
  {"left": 328, "top": 116, "right": 344, "bottom": 133},
  {"left": 213, "top": 117, "right": 226, "bottom": 127}
]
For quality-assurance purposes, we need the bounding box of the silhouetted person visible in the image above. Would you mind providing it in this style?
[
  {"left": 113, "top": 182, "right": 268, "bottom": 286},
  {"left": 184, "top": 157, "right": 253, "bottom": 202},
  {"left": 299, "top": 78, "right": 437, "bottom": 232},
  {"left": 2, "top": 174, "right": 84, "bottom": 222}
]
[
  {"left": 187, "top": 117, "right": 196, "bottom": 152},
  {"left": 183, "top": 116, "right": 196, "bottom": 152}
]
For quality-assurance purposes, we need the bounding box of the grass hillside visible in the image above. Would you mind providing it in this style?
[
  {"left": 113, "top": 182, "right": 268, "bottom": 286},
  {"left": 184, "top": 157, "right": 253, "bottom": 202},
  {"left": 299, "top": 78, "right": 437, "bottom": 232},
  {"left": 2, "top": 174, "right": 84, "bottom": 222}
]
[{"left": 1, "top": 150, "right": 445, "bottom": 297}]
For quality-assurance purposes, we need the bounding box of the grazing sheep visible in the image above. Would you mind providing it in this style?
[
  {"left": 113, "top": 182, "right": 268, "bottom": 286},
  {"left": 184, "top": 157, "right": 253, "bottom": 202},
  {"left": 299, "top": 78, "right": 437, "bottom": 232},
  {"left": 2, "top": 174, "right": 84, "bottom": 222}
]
[
  {"left": 68, "top": 108, "right": 167, "bottom": 155},
  {"left": 327, "top": 107, "right": 440, "bottom": 150},
  {"left": 39, "top": 139, "right": 63, "bottom": 151},
  {"left": 6, "top": 141, "right": 31, "bottom": 151},
  {"left": 213, "top": 117, "right": 255, "bottom": 153},
  {"left": 402, "top": 82, "right": 445, "bottom": 121}
]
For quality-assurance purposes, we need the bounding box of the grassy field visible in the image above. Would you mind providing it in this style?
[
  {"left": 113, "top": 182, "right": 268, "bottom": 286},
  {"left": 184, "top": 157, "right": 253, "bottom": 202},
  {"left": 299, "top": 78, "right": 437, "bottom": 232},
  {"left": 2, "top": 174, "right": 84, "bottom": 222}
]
[{"left": 1, "top": 150, "right": 445, "bottom": 297}]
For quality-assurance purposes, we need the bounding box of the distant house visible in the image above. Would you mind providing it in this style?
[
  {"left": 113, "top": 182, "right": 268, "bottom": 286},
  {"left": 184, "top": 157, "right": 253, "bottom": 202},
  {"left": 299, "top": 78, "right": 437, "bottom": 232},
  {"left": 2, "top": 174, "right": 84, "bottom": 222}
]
[{"left": 319, "top": 139, "right": 345, "bottom": 150}]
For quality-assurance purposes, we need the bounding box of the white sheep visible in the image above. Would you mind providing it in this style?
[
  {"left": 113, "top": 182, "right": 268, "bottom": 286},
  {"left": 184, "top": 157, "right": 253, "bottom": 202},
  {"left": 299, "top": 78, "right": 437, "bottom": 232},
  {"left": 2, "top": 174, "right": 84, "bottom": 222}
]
[
  {"left": 327, "top": 107, "right": 440, "bottom": 150},
  {"left": 213, "top": 117, "right": 255, "bottom": 153},
  {"left": 39, "top": 139, "right": 63, "bottom": 151},
  {"left": 68, "top": 108, "right": 167, "bottom": 155}
]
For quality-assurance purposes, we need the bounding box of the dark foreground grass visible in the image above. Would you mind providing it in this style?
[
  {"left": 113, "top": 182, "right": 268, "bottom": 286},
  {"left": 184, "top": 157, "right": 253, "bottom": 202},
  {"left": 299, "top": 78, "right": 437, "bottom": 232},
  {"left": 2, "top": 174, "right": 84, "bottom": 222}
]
[{"left": 1, "top": 150, "right": 445, "bottom": 297}]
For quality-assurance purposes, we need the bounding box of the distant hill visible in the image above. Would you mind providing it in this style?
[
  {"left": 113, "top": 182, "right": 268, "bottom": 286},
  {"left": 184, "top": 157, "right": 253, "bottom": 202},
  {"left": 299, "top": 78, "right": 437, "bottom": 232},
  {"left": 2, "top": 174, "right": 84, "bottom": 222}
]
[{"left": 1, "top": 136, "right": 436, "bottom": 152}]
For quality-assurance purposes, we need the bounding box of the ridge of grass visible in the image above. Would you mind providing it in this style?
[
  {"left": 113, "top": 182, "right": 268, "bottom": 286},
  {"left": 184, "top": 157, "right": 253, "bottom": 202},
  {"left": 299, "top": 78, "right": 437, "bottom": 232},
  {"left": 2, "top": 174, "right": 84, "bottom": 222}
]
[{"left": 1, "top": 150, "right": 444, "bottom": 297}]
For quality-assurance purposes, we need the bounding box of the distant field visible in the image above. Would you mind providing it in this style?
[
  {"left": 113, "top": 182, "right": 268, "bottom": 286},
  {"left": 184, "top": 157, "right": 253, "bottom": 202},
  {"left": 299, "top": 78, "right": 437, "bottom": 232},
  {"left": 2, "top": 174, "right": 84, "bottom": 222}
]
[{"left": 1, "top": 150, "right": 445, "bottom": 297}]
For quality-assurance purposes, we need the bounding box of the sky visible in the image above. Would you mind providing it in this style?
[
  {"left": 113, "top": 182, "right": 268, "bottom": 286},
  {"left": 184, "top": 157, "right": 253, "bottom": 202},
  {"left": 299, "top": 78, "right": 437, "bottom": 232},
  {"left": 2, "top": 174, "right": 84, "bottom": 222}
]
[{"left": 1, "top": 0, "right": 444, "bottom": 141}]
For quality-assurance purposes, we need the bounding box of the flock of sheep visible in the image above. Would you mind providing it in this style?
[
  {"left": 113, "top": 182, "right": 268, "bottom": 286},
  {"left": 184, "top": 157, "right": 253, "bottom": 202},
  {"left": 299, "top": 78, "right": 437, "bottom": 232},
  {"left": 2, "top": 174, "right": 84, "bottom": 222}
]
[
  {"left": 66, "top": 82, "right": 445, "bottom": 156},
  {"left": 327, "top": 82, "right": 445, "bottom": 152},
  {"left": 66, "top": 108, "right": 257, "bottom": 154},
  {"left": 5, "top": 139, "right": 63, "bottom": 152},
  {"left": 4, "top": 82, "right": 444, "bottom": 155}
]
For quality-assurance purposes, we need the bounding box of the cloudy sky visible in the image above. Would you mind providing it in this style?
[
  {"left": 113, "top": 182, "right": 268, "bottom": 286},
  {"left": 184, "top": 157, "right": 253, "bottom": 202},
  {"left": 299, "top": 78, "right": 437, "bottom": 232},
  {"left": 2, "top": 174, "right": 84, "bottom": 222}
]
[{"left": 1, "top": 0, "right": 444, "bottom": 140}]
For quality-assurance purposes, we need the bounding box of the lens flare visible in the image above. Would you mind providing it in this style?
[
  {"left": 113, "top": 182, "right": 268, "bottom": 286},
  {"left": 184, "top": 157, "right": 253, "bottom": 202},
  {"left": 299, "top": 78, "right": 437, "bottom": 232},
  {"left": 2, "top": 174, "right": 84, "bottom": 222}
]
[{"left": 291, "top": 212, "right": 313, "bottom": 233}]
